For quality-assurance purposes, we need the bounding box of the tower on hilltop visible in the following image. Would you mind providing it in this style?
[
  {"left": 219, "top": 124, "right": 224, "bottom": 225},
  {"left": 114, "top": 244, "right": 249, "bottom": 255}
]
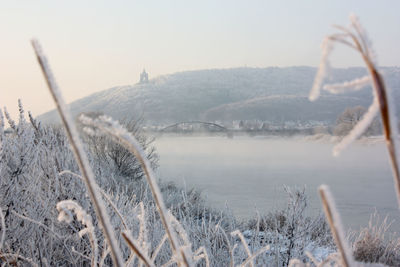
[{"left": 140, "top": 69, "right": 149, "bottom": 84}]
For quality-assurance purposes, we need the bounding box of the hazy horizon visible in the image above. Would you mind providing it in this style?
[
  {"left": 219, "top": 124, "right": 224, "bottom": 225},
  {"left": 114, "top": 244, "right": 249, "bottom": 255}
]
[
  {"left": 1, "top": 0, "right": 399, "bottom": 118},
  {"left": 7, "top": 65, "right": 400, "bottom": 119}
]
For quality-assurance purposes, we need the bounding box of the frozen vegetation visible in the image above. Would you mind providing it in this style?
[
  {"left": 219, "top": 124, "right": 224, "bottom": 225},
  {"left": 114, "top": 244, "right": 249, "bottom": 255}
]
[
  {"left": 1, "top": 101, "right": 400, "bottom": 266},
  {"left": 0, "top": 104, "right": 336, "bottom": 266},
  {"left": 1, "top": 15, "right": 400, "bottom": 267}
]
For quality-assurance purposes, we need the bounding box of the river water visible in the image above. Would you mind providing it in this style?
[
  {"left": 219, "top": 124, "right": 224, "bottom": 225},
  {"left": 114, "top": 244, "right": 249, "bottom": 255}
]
[{"left": 154, "top": 135, "right": 399, "bottom": 232}]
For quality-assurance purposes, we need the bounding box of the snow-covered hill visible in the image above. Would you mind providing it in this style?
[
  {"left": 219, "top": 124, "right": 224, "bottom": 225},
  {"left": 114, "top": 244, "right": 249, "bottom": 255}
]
[{"left": 37, "top": 66, "right": 400, "bottom": 125}]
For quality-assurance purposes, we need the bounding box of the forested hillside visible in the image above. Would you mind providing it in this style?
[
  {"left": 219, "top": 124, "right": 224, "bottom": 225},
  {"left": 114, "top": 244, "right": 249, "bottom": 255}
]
[{"left": 38, "top": 67, "right": 400, "bottom": 125}]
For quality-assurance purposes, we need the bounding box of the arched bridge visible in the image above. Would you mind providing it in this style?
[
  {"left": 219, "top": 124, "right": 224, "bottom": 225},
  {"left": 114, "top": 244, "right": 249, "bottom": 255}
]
[{"left": 160, "top": 121, "right": 229, "bottom": 132}]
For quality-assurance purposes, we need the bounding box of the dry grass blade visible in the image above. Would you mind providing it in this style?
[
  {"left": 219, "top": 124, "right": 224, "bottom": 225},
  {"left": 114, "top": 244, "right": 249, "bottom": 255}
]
[
  {"left": 80, "top": 115, "right": 191, "bottom": 267},
  {"left": 231, "top": 230, "right": 254, "bottom": 267},
  {"left": 368, "top": 66, "right": 400, "bottom": 209},
  {"left": 12, "top": 211, "right": 63, "bottom": 240},
  {"left": 310, "top": 15, "right": 400, "bottom": 209},
  {"left": 193, "top": 247, "right": 210, "bottom": 267},
  {"left": 59, "top": 170, "right": 129, "bottom": 230},
  {"left": 31, "top": 39, "right": 124, "bottom": 267},
  {"left": 122, "top": 231, "right": 155, "bottom": 267},
  {"left": 355, "top": 24, "right": 400, "bottom": 209},
  {"left": 333, "top": 98, "right": 379, "bottom": 157},
  {"left": 216, "top": 224, "right": 234, "bottom": 267},
  {"left": 230, "top": 230, "right": 269, "bottom": 267},
  {"left": 0, "top": 253, "right": 39, "bottom": 267},
  {"left": 309, "top": 37, "right": 333, "bottom": 101},
  {"left": 323, "top": 75, "right": 370, "bottom": 94},
  {"left": 239, "top": 245, "right": 270, "bottom": 267},
  {"left": 151, "top": 234, "right": 168, "bottom": 262},
  {"left": 0, "top": 208, "right": 4, "bottom": 251},
  {"left": 319, "top": 185, "right": 354, "bottom": 267},
  {"left": 57, "top": 200, "right": 98, "bottom": 267}
]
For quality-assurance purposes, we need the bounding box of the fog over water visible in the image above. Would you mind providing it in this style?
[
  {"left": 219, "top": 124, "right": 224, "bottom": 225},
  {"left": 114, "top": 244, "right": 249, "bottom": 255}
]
[{"left": 154, "top": 135, "right": 399, "bottom": 232}]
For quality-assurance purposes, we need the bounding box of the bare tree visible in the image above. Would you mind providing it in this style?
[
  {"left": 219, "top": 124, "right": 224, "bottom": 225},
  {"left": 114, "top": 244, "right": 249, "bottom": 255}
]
[
  {"left": 334, "top": 106, "right": 380, "bottom": 136},
  {"left": 81, "top": 113, "right": 159, "bottom": 181}
]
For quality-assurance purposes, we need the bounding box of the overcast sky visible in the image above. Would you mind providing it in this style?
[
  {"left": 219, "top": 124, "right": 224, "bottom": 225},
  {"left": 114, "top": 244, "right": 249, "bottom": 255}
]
[{"left": 1, "top": 0, "right": 399, "bottom": 118}]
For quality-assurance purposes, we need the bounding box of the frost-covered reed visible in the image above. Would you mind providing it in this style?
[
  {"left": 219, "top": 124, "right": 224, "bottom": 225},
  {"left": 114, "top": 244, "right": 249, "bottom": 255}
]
[
  {"left": 0, "top": 209, "right": 4, "bottom": 252},
  {"left": 30, "top": 40, "right": 238, "bottom": 267},
  {"left": 32, "top": 39, "right": 125, "bottom": 266},
  {"left": 57, "top": 200, "right": 98, "bottom": 267},
  {"left": 80, "top": 114, "right": 191, "bottom": 266},
  {"left": 307, "top": 14, "right": 400, "bottom": 267},
  {"left": 309, "top": 14, "right": 400, "bottom": 209},
  {"left": 318, "top": 185, "right": 354, "bottom": 267}
]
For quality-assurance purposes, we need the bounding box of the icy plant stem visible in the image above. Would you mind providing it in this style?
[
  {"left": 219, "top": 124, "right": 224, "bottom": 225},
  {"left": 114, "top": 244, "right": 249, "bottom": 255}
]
[
  {"left": 311, "top": 14, "right": 400, "bottom": 209},
  {"left": 151, "top": 234, "right": 168, "bottom": 262},
  {"left": 346, "top": 17, "right": 400, "bottom": 209},
  {"left": 59, "top": 170, "right": 129, "bottom": 230},
  {"left": 81, "top": 115, "right": 191, "bottom": 267},
  {"left": 216, "top": 225, "right": 234, "bottom": 267},
  {"left": 121, "top": 231, "right": 155, "bottom": 267},
  {"left": 319, "top": 185, "right": 354, "bottom": 267},
  {"left": 239, "top": 245, "right": 270, "bottom": 267},
  {"left": 31, "top": 39, "right": 124, "bottom": 267},
  {"left": 0, "top": 253, "right": 39, "bottom": 267},
  {"left": 0, "top": 208, "right": 4, "bottom": 251},
  {"left": 365, "top": 62, "right": 400, "bottom": 209},
  {"left": 333, "top": 97, "right": 379, "bottom": 156},
  {"left": 231, "top": 230, "right": 254, "bottom": 267}
]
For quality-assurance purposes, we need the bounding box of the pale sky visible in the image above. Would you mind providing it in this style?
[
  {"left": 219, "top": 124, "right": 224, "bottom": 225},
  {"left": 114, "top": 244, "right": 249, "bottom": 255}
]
[{"left": 1, "top": 0, "right": 399, "bottom": 119}]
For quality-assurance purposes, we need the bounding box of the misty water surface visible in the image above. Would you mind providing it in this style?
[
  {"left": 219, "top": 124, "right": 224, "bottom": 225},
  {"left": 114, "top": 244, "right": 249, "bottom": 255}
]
[{"left": 154, "top": 135, "right": 399, "bottom": 232}]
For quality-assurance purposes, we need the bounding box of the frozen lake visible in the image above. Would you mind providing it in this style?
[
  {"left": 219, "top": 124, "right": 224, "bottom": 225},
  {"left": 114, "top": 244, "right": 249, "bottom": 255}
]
[{"left": 154, "top": 135, "right": 399, "bottom": 232}]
